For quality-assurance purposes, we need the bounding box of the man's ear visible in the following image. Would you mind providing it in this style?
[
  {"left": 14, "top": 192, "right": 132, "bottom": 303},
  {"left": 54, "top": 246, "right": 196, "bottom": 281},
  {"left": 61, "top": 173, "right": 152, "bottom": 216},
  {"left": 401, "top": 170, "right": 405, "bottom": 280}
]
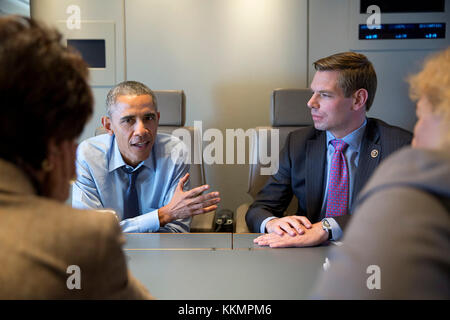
[
  {"left": 352, "top": 88, "right": 368, "bottom": 112},
  {"left": 101, "top": 116, "right": 114, "bottom": 136}
]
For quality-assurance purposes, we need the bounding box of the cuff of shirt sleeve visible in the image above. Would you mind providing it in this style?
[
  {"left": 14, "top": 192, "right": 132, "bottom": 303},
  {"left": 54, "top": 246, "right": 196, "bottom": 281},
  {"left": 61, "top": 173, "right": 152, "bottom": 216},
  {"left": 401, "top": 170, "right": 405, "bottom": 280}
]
[
  {"left": 120, "top": 209, "right": 161, "bottom": 233},
  {"left": 325, "top": 217, "right": 343, "bottom": 241},
  {"left": 260, "top": 216, "right": 277, "bottom": 233}
]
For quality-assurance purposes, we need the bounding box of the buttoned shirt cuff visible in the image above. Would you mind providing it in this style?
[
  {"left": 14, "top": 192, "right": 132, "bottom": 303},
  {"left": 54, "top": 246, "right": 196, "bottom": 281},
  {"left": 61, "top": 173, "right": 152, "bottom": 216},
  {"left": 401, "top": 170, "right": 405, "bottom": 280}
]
[
  {"left": 120, "top": 209, "right": 160, "bottom": 233},
  {"left": 324, "top": 217, "right": 343, "bottom": 241},
  {"left": 260, "top": 216, "right": 277, "bottom": 233}
]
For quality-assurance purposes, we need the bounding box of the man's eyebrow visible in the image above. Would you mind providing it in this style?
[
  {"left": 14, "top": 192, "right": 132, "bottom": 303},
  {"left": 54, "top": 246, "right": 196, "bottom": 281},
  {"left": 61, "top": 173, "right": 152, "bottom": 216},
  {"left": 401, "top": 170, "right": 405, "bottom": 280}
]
[
  {"left": 310, "top": 89, "right": 333, "bottom": 94},
  {"left": 120, "top": 115, "right": 135, "bottom": 121}
]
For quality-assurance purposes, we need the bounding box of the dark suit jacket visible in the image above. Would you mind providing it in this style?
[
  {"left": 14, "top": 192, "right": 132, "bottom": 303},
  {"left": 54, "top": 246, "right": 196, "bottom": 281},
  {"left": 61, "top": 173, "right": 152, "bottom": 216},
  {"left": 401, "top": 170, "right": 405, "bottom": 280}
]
[{"left": 245, "top": 118, "right": 412, "bottom": 233}]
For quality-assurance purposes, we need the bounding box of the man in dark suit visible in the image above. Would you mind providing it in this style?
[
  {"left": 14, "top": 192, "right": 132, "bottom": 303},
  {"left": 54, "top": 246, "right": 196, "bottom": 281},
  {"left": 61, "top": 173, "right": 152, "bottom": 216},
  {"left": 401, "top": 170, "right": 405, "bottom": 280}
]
[{"left": 248, "top": 52, "right": 412, "bottom": 248}]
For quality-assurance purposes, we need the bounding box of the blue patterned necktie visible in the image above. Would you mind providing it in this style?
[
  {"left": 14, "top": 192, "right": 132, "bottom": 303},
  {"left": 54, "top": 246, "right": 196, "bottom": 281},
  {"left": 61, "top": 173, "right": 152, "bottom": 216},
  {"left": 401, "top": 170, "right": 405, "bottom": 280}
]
[{"left": 123, "top": 166, "right": 142, "bottom": 220}]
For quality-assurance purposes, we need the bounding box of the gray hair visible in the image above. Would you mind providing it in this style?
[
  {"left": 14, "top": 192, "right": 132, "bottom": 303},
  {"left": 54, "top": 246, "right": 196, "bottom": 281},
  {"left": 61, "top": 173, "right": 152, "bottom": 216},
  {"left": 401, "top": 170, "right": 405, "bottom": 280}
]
[{"left": 105, "top": 80, "right": 157, "bottom": 116}]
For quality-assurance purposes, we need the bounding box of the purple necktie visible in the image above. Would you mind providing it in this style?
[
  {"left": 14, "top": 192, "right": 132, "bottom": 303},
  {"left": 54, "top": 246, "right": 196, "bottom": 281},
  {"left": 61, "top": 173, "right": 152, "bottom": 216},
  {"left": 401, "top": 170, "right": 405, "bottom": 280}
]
[{"left": 325, "top": 139, "right": 349, "bottom": 218}]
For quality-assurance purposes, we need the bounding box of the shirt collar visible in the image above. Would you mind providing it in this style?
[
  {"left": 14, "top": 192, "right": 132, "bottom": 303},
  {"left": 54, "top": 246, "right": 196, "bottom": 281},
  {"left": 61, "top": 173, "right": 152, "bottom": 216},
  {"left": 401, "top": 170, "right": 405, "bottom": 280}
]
[
  {"left": 108, "top": 135, "right": 156, "bottom": 173},
  {"left": 326, "top": 118, "right": 367, "bottom": 151}
]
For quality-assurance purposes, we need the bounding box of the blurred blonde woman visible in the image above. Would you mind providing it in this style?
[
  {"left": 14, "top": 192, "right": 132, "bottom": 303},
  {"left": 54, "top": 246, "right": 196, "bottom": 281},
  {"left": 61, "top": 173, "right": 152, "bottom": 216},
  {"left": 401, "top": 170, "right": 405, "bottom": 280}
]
[
  {"left": 313, "top": 47, "right": 450, "bottom": 299},
  {"left": 409, "top": 47, "right": 450, "bottom": 149}
]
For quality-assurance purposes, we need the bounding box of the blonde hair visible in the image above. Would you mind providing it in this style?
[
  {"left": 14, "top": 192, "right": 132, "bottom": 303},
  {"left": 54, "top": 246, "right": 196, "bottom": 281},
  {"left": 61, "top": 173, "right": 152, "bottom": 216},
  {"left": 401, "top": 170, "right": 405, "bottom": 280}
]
[{"left": 408, "top": 47, "right": 450, "bottom": 147}]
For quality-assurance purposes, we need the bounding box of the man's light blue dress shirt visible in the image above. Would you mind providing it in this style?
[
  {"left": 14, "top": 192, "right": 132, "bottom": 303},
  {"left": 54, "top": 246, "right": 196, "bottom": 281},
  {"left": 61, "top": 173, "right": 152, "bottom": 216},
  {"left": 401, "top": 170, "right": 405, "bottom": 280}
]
[
  {"left": 261, "top": 119, "right": 368, "bottom": 240},
  {"left": 72, "top": 132, "right": 191, "bottom": 233}
]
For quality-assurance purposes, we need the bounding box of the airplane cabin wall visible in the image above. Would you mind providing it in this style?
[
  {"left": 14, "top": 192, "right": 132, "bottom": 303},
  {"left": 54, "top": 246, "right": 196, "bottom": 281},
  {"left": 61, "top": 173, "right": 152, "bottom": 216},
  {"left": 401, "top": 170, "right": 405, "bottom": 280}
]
[{"left": 29, "top": 0, "right": 449, "bottom": 214}]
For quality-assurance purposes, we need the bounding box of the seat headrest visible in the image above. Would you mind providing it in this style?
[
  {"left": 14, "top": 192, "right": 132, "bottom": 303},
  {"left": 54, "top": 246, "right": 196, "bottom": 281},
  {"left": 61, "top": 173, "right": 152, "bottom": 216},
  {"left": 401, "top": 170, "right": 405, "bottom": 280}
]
[
  {"left": 154, "top": 90, "right": 186, "bottom": 126},
  {"left": 271, "top": 88, "right": 313, "bottom": 127}
]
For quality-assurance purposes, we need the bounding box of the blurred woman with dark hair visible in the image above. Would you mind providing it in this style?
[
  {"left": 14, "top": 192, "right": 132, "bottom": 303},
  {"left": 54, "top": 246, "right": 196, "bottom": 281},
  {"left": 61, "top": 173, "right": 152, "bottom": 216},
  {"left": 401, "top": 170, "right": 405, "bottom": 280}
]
[{"left": 0, "top": 16, "right": 152, "bottom": 299}]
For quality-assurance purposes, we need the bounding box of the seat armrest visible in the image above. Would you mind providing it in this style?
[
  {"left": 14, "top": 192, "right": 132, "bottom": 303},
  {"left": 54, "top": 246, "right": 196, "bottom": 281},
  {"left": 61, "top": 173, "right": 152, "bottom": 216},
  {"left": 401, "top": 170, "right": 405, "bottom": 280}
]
[
  {"left": 235, "top": 203, "right": 251, "bottom": 233},
  {"left": 190, "top": 211, "right": 215, "bottom": 232}
]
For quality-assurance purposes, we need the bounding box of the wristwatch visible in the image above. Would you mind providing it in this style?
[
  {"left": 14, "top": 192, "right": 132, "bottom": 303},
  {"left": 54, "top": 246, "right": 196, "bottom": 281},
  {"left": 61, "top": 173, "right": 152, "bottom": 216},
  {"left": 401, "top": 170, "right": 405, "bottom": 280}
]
[{"left": 322, "top": 218, "right": 333, "bottom": 241}]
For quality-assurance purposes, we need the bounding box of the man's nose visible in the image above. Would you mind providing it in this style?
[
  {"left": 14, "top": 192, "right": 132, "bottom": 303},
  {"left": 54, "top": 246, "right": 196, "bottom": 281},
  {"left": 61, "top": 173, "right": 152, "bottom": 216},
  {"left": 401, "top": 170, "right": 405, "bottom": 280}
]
[
  {"left": 307, "top": 93, "right": 319, "bottom": 109},
  {"left": 133, "top": 120, "right": 147, "bottom": 136}
]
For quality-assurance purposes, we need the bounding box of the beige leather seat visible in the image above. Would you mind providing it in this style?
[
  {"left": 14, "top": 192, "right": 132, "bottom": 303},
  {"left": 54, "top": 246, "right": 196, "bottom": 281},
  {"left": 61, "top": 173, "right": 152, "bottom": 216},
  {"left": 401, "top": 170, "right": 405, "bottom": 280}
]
[
  {"left": 235, "top": 88, "right": 313, "bottom": 233},
  {"left": 96, "top": 90, "right": 213, "bottom": 232}
]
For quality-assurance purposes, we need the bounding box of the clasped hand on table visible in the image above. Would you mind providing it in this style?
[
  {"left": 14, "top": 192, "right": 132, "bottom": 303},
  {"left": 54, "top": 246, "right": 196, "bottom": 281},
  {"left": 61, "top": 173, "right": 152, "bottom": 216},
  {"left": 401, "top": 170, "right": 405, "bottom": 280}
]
[{"left": 254, "top": 216, "right": 328, "bottom": 248}]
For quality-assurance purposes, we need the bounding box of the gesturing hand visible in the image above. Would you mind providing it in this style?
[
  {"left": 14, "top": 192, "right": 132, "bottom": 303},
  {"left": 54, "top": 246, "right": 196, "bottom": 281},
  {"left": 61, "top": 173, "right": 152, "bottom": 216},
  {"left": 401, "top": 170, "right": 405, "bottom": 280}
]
[{"left": 158, "top": 173, "right": 221, "bottom": 226}]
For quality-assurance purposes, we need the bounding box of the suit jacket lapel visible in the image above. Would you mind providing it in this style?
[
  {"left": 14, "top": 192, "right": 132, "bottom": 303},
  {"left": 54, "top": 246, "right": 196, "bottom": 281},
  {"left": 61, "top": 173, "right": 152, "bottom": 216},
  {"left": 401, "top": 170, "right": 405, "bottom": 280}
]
[
  {"left": 351, "top": 121, "right": 381, "bottom": 210},
  {"left": 305, "top": 131, "right": 326, "bottom": 220}
]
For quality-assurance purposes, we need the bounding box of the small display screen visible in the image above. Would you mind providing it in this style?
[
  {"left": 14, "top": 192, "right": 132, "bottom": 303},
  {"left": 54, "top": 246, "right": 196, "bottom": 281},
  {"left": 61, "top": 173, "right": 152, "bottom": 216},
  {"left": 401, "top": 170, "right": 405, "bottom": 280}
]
[
  {"left": 359, "top": 23, "right": 446, "bottom": 40},
  {"left": 360, "top": 0, "right": 445, "bottom": 13},
  {"left": 67, "top": 39, "right": 106, "bottom": 68}
]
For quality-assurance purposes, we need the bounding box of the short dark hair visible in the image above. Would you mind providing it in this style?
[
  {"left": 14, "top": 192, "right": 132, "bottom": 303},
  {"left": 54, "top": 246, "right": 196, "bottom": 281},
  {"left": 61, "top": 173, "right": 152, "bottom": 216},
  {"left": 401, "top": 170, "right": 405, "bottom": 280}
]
[
  {"left": 0, "top": 16, "right": 93, "bottom": 169},
  {"left": 313, "top": 52, "right": 377, "bottom": 111},
  {"left": 106, "top": 81, "right": 157, "bottom": 116}
]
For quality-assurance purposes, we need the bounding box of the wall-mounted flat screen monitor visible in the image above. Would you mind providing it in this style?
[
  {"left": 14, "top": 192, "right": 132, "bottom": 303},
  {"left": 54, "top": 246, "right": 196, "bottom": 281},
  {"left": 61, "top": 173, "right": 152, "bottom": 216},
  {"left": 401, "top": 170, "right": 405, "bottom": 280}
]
[
  {"left": 359, "top": 23, "right": 446, "bottom": 40},
  {"left": 67, "top": 39, "right": 106, "bottom": 68},
  {"left": 360, "top": 0, "right": 445, "bottom": 13}
]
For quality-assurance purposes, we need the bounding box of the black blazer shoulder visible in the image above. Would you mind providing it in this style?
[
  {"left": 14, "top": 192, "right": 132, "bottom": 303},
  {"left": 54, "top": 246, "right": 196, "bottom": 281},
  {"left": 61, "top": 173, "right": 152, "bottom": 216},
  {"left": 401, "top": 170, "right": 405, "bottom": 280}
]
[{"left": 365, "top": 117, "right": 412, "bottom": 148}]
